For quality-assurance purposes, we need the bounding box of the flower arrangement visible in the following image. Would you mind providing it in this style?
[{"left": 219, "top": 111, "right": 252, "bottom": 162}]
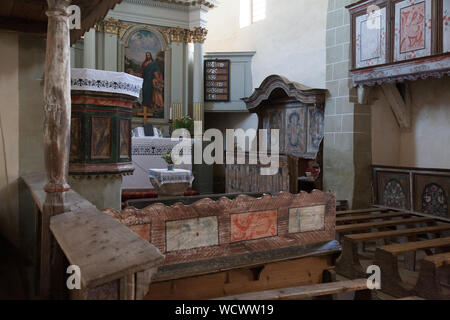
[
  {"left": 173, "top": 116, "right": 194, "bottom": 135},
  {"left": 161, "top": 152, "right": 174, "bottom": 165}
]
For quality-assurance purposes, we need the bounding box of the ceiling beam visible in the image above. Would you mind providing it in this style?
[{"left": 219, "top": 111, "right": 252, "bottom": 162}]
[{"left": 0, "top": 16, "right": 47, "bottom": 34}]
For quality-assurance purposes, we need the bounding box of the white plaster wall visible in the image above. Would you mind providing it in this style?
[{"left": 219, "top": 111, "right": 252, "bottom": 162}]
[
  {"left": 204, "top": 0, "right": 328, "bottom": 135},
  {"left": 372, "top": 77, "right": 450, "bottom": 169},
  {"left": 205, "top": 0, "right": 328, "bottom": 89},
  {"left": 371, "top": 87, "right": 401, "bottom": 166},
  {"left": 0, "top": 31, "right": 20, "bottom": 246}
]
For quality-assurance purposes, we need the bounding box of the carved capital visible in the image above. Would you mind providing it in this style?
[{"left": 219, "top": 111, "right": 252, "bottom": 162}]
[
  {"left": 103, "top": 18, "right": 121, "bottom": 35},
  {"left": 192, "top": 27, "right": 208, "bottom": 43},
  {"left": 159, "top": 27, "right": 194, "bottom": 43}
]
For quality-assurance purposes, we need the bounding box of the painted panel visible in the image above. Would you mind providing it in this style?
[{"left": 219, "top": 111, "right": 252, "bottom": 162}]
[
  {"left": 129, "top": 224, "right": 151, "bottom": 242},
  {"left": 444, "top": 0, "right": 450, "bottom": 53},
  {"left": 231, "top": 210, "right": 277, "bottom": 242},
  {"left": 166, "top": 216, "right": 218, "bottom": 252},
  {"left": 70, "top": 116, "right": 81, "bottom": 161},
  {"left": 394, "top": 0, "right": 432, "bottom": 61},
  {"left": 307, "top": 107, "right": 324, "bottom": 154},
  {"left": 124, "top": 29, "right": 165, "bottom": 119},
  {"left": 91, "top": 117, "right": 112, "bottom": 159},
  {"left": 414, "top": 174, "right": 450, "bottom": 218},
  {"left": 355, "top": 6, "right": 387, "bottom": 68},
  {"left": 376, "top": 171, "right": 411, "bottom": 209},
  {"left": 119, "top": 119, "right": 130, "bottom": 158},
  {"left": 285, "top": 108, "right": 307, "bottom": 156},
  {"left": 288, "top": 205, "right": 325, "bottom": 233}
]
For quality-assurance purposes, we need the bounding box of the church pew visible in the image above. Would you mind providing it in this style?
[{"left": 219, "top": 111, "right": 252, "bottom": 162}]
[
  {"left": 374, "top": 237, "right": 450, "bottom": 297},
  {"left": 336, "top": 212, "right": 413, "bottom": 224},
  {"left": 336, "top": 224, "right": 450, "bottom": 278},
  {"left": 414, "top": 252, "right": 450, "bottom": 300},
  {"left": 335, "top": 217, "right": 435, "bottom": 237},
  {"left": 213, "top": 278, "right": 372, "bottom": 300},
  {"left": 104, "top": 191, "right": 341, "bottom": 299},
  {"left": 396, "top": 296, "right": 425, "bottom": 300},
  {"left": 336, "top": 208, "right": 391, "bottom": 216}
]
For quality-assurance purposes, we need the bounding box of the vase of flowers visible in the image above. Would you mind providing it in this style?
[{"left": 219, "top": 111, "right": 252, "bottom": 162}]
[
  {"left": 173, "top": 116, "right": 194, "bottom": 136},
  {"left": 162, "top": 153, "right": 174, "bottom": 171}
]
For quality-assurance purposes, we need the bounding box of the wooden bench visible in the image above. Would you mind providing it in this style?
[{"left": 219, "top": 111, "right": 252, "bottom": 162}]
[
  {"left": 336, "top": 212, "right": 413, "bottom": 224},
  {"left": 336, "top": 217, "right": 435, "bottom": 237},
  {"left": 213, "top": 278, "right": 372, "bottom": 300},
  {"left": 374, "top": 237, "right": 450, "bottom": 297},
  {"left": 336, "top": 208, "right": 391, "bottom": 216},
  {"left": 105, "top": 191, "right": 340, "bottom": 299},
  {"left": 414, "top": 252, "right": 450, "bottom": 300},
  {"left": 336, "top": 224, "right": 450, "bottom": 278}
]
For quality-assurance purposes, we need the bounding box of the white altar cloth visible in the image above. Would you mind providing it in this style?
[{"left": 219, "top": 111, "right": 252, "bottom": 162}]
[
  {"left": 149, "top": 169, "right": 194, "bottom": 188},
  {"left": 71, "top": 68, "right": 143, "bottom": 97},
  {"left": 122, "top": 137, "right": 192, "bottom": 190}
]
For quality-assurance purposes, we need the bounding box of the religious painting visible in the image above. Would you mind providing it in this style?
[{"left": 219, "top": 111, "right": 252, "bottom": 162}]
[
  {"left": 285, "top": 108, "right": 307, "bottom": 156},
  {"left": 394, "top": 0, "right": 432, "bottom": 61},
  {"left": 231, "top": 210, "right": 277, "bottom": 242},
  {"left": 91, "top": 117, "right": 112, "bottom": 159},
  {"left": 414, "top": 173, "right": 450, "bottom": 218},
  {"left": 119, "top": 119, "right": 130, "bottom": 159},
  {"left": 355, "top": 5, "right": 387, "bottom": 68},
  {"left": 124, "top": 29, "right": 165, "bottom": 119},
  {"left": 307, "top": 107, "right": 324, "bottom": 154},
  {"left": 444, "top": 0, "right": 450, "bottom": 53},
  {"left": 70, "top": 116, "right": 81, "bottom": 162}
]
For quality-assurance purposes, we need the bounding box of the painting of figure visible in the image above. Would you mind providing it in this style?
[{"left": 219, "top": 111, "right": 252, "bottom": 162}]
[
  {"left": 400, "top": 2, "right": 425, "bottom": 53},
  {"left": 125, "top": 29, "right": 165, "bottom": 119}
]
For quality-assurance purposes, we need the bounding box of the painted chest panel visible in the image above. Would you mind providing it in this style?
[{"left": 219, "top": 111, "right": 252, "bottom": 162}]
[
  {"left": 166, "top": 216, "right": 219, "bottom": 252},
  {"left": 288, "top": 205, "right": 326, "bottom": 233},
  {"left": 231, "top": 210, "right": 278, "bottom": 242}
]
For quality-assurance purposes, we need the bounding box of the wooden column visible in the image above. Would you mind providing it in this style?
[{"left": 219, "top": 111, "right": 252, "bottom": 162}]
[{"left": 41, "top": 0, "right": 72, "bottom": 298}]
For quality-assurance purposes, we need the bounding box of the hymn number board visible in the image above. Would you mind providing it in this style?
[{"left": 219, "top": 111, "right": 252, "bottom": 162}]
[{"left": 204, "top": 59, "right": 230, "bottom": 102}]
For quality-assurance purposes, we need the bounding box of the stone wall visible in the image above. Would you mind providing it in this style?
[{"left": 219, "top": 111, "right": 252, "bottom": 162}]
[{"left": 324, "top": 0, "right": 372, "bottom": 209}]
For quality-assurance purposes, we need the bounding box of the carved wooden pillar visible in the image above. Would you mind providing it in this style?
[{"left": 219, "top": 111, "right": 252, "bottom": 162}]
[{"left": 41, "top": 0, "right": 72, "bottom": 298}]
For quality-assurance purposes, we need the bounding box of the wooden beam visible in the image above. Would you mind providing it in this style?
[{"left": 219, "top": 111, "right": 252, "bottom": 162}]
[
  {"left": 380, "top": 82, "right": 411, "bottom": 129},
  {"left": 40, "top": 0, "right": 72, "bottom": 299}
]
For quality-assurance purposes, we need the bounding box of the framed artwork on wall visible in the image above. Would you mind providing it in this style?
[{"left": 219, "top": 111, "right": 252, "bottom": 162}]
[
  {"left": 393, "top": 0, "right": 434, "bottom": 61},
  {"left": 123, "top": 27, "right": 167, "bottom": 121},
  {"left": 443, "top": 0, "right": 450, "bottom": 52},
  {"left": 354, "top": 3, "right": 389, "bottom": 68}
]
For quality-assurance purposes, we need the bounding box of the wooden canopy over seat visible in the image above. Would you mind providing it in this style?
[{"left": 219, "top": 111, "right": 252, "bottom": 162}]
[
  {"left": 0, "top": 0, "right": 122, "bottom": 44},
  {"left": 242, "top": 75, "right": 327, "bottom": 112}
]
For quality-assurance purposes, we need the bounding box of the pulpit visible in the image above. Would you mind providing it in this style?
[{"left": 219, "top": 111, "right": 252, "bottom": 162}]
[
  {"left": 226, "top": 75, "right": 327, "bottom": 194},
  {"left": 69, "top": 68, "right": 143, "bottom": 209}
]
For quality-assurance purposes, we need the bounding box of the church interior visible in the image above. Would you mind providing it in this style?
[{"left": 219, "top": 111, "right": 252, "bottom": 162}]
[{"left": 0, "top": 0, "right": 449, "bottom": 301}]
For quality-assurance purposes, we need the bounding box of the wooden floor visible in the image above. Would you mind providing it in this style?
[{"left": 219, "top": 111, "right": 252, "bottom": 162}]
[{"left": 0, "top": 236, "right": 28, "bottom": 299}]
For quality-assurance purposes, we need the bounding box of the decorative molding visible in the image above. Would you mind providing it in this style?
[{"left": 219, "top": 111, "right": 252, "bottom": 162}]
[
  {"left": 192, "top": 27, "right": 208, "bottom": 43},
  {"left": 243, "top": 75, "right": 328, "bottom": 112},
  {"left": 100, "top": 18, "right": 134, "bottom": 38},
  {"left": 351, "top": 55, "right": 450, "bottom": 87},
  {"left": 159, "top": 27, "right": 192, "bottom": 43}
]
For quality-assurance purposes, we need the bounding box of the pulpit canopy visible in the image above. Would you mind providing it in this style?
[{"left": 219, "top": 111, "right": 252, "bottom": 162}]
[{"left": 242, "top": 75, "right": 327, "bottom": 112}]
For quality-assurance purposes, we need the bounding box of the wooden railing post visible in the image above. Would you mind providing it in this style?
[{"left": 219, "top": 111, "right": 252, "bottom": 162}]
[{"left": 41, "top": 0, "right": 72, "bottom": 298}]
